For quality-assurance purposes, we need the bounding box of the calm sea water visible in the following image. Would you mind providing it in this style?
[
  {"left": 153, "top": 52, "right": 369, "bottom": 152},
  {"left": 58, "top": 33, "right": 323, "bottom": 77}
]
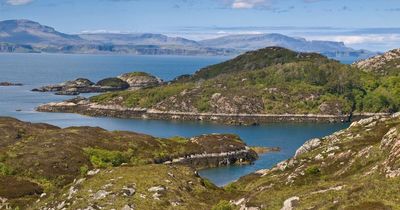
[{"left": 0, "top": 53, "right": 349, "bottom": 186}]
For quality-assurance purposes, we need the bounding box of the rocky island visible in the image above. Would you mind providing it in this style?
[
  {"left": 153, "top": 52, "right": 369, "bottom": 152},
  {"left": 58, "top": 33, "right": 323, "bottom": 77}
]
[
  {"left": 1, "top": 113, "right": 400, "bottom": 209},
  {"left": 0, "top": 82, "right": 23, "bottom": 86},
  {"left": 32, "top": 72, "right": 163, "bottom": 95},
  {"left": 37, "top": 47, "right": 400, "bottom": 124}
]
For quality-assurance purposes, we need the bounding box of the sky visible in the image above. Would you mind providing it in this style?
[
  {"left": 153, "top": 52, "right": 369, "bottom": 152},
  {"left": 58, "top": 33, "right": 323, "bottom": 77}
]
[{"left": 1, "top": 0, "right": 400, "bottom": 51}]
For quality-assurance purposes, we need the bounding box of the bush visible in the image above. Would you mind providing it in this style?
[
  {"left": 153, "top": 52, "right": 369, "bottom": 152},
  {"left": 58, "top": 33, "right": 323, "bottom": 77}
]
[
  {"left": 305, "top": 166, "right": 321, "bottom": 176},
  {"left": 80, "top": 165, "right": 89, "bottom": 175},
  {"left": 84, "top": 148, "right": 129, "bottom": 168},
  {"left": 0, "top": 162, "right": 14, "bottom": 175}
]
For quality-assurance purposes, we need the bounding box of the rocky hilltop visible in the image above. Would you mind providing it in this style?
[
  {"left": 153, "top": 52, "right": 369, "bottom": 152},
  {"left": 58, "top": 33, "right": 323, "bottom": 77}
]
[
  {"left": 1, "top": 113, "right": 400, "bottom": 209},
  {"left": 37, "top": 47, "right": 399, "bottom": 124},
  {"left": 32, "top": 72, "right": 163, "bottom": 95},
  {"left": 354, "top": 48, "right": 400, "bottom": 76},
  {"left": 0, "top": 117, "right": 258, "bottom": 209}
]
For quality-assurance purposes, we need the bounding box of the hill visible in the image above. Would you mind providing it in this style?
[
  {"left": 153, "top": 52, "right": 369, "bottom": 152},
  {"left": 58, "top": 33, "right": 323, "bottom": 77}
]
[{"left": 46, "top": 47, "right": 396, "bottom": 125}]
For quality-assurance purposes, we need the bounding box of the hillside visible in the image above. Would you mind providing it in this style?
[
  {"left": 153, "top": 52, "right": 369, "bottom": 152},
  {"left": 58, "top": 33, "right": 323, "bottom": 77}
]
[
  {"left": 48, "top": 47, "right": 397, "bottom": 125},
  {"left": 230, "top": 112, "right": 400, "bottom": 209},
  {"left": 0, "top": 117, "right": 257, "bottom": 209},
  {"left": 354, "top": 48, "right": 400, "bottom": 76},
  {"left": 1, "top": 114, "right": 400, "bottom": 209}
]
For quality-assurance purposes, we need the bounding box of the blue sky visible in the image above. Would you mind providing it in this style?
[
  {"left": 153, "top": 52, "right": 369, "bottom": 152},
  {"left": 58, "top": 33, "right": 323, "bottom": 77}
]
[{"left": 1, "top": 0, "right": 400, "bottom": 51}]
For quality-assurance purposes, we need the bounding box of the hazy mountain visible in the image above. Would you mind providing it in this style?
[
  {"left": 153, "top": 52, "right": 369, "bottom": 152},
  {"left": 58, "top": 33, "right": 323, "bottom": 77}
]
[
  {"left": 199, "top": 33, "right": 377, "bottom": 61},
  {"left": 79, "top": 33, "right": 200, "bottom": 46},
  {"left": 0, "top": 19, "right": 377, "bottom": 60},
  {"left": 0, "top": 19, "right": 84, "bottom": 46}
]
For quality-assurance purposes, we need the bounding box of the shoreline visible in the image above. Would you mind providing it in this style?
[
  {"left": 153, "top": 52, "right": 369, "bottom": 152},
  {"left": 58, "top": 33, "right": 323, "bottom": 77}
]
[{"left": 36, "top": 99, "right": 391, "bottom": 125}]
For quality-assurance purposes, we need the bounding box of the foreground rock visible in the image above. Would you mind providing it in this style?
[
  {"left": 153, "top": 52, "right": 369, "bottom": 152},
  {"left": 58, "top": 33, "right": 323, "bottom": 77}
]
[
  {"left": 0, "top": 82, "right": 23, "bottom": 86},
  {"left": 32, "top": 72, "right": 162, "bottom": 95}
]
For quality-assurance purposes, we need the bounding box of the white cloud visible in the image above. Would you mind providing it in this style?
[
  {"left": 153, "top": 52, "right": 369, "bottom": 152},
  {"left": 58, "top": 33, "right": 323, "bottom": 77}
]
[
  {"left": 230, "top": 0, "right": 268, "bottom": 9},
  {"left": 306, "top": 34, "right": 400, "bottom": 45},
  {"left": 6, "top": 0, "right": 33, "bottom": 6}
]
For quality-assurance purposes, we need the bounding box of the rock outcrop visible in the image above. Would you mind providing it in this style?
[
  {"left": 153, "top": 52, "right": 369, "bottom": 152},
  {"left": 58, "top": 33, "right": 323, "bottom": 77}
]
[
  {"left": 354, "top": 48, "right": 400, "bottom": 75},
  {"left": 118, "top": 72, "right": 163, "bottom": 90}
]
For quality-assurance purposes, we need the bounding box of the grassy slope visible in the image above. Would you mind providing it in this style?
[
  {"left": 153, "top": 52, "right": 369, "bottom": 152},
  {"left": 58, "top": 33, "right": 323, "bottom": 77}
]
[{"left": 91, "top": 47, "right": 400, "bottom": 115}]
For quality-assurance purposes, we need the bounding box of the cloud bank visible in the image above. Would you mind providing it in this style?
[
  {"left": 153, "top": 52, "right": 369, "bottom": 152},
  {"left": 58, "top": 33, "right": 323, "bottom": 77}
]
[{"left": 6, "top": 0, "right": 33, "bottom": 5}]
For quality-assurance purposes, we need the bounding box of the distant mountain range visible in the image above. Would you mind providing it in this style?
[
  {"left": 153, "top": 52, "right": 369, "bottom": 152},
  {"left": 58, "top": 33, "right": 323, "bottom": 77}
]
[{"left": 0, "top": 19, "right": 377, "bottom": 61}]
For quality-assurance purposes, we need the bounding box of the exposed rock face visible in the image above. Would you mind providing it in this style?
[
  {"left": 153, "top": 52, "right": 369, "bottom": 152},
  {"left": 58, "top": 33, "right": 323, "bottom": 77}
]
[
  {"left": 294, "top": 138, "right": 321, "bottom": 158},
  {"left": 210, "top": 93, "right": 264, "bottom": 114},
  {"left": 354, "top": 48, "right": 400, "bottom": 75},
  {"left": 281, "top": 196, "right": 299, "bottom": 210},
  {"left": 118, "top": 72, "right": 162, "bottom": 90}
]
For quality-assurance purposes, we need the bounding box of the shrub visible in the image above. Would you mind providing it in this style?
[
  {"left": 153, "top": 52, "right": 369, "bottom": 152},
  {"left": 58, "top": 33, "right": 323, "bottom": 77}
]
[
  {"left": 84, "top": 148, "right": 129, "bottom": 168},
  {"left": 305, "top": 166, "right": 321, "bottom": 176},
  {"left": 0, "top": 162, "right": 14, "bottom": 175},
  {"left": 80, "top": 165, "right": 89, "bottom": 175}
]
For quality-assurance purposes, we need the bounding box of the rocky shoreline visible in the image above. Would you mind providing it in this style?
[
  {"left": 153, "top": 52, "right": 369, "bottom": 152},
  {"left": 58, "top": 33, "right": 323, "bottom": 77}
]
[{"left": 36, "top": 97, "right": 390, "bottom": 125}]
